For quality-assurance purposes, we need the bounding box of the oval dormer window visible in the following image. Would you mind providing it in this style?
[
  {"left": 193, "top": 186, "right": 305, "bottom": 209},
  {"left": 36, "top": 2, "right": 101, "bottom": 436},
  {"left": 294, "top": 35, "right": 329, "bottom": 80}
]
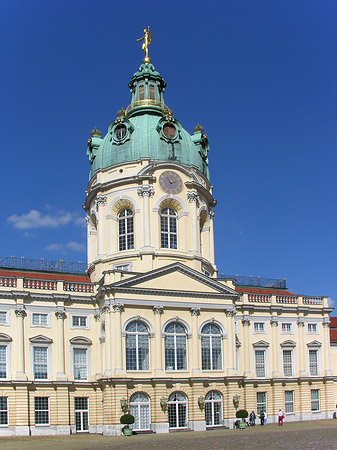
[
  {"left": 115, "top": 125, "right": 127, "bottom": 140},
  {"left": 163, "top": 123, "right": 176, "bottom": 139}
]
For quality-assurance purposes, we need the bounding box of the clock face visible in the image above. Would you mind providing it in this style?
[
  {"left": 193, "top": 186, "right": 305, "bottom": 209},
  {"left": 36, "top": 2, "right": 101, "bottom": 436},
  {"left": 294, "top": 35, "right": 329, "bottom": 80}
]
[{"left": 159, "top": 171, "right": 183, "bottom": 194}]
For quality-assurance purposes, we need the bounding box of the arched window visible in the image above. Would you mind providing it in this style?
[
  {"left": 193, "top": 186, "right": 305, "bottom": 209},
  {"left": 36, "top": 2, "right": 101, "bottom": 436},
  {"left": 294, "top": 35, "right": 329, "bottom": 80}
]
[
  {"left": 168, "top": 392, "right": 188, "bottom": 429},
  {"left": 164, "top": 322, "right": 187, "bottom": 370},
  {"left": 118, "top": 209, "right": 134, "bottom": 251},
  {"left": 205, "top": 391, "right": 223, "bottom": 427},
  {"left": 201, "top": 323, "right": 222, "bottom": 370},
  {"left": 129, "top": 393, "right": 151, "bottom": 431},
  {"left": 125, "top": 321, "right": 149, "bottom": 370},
  {"left": 160, "top": 208, "right": 177, "bottom": 249}
]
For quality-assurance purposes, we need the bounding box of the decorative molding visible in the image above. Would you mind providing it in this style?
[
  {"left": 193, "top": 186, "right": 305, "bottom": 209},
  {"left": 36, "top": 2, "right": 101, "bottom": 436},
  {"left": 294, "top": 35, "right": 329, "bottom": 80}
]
[
  {"left": 153, "top": 305, "right": 164, "bottom": 315},
  {"left": 209, "top": 210, "right": 215, "bottom": 219},
  {"left": 29, "top": 335, "right": 53, "bottom": 344},
  {"left": 242, "top": 316, "right": 251, "bottom": 326},
  {"left": 94, "top": 313, "right": 101, "bottom": 322},
  {"left": 297, "top": 318, "right": 305, "bottom": 327},
  {"left": 55, "top": 310, "right": 66, "bottom": 320},
  {"left": 226, "top": 308, "right": 236, "bottom": 317},
  {"left": 187, "top": 191, "right": 199, "bottom": 203},
  {"left": 190, "top": 307, "right": 201, "bottom": 316},
  {"left": 322, "top": 318, "right": 330, "bottom": 328},
  {"left": 96, "top": 196, "right": 107, "bottom": 209},
  {"left": 15, "top": 306, "right": 26, "bottom": 318},
  {"left": 101, "top": 304, "right": 110, "bottom": 314},
  {"left": 69, "top": 336, "right": 92, "bottom": 345},
  {"left": 137, "top": 185, "right": 155, "bottom": 197},
  {"left": 270, "top": 317, "right": 279, "bottom": 327}
]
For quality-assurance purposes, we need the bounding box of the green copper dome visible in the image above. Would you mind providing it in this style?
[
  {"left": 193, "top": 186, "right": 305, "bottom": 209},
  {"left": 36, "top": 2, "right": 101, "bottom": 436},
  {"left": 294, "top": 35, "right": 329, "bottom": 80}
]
[{"left": 86, "top": 62, "right": 210, "bottom": 180}]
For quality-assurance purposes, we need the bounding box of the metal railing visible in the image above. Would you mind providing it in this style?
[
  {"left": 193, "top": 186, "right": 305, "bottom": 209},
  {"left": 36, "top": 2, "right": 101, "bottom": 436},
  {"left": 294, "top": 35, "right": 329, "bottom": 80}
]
[
  {"left": 125, "top": 99, "right": 171, "bottom": 115},
  {"left": 217, "top": 273, "right": 287, "bottom": 289},
  {"left": 0, "top": 256, "right": 88, "bottom": 274}
]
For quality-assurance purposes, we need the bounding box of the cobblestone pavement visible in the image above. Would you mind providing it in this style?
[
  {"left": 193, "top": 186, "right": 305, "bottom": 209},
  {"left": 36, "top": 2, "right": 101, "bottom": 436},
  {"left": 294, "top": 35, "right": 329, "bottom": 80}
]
[{"left": 1, "top": 420, "right": 337, "bottom": 450}]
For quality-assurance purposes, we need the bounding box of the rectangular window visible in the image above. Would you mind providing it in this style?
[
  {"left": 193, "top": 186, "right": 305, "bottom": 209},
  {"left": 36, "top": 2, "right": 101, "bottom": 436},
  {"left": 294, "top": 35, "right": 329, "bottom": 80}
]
[
  {"left": 33, "top": 347, "right": 48, "bottom": 379},
  {"left": 309, "top": 349, "right": 318, "bottom": 376},
  {"left": 0, "top": 312, "right": 8, "bottom": 325},
  {"left": 254, "top": 322, "right": 265, "bottom": 333},
  {"left": 75, "top": 397, "right": 89, "bottom": 432},
  {"left": 72, "top": 316, "right": 87, "bottom": 328},
  {"left": 34, "top": 397, "right": 49, "bottom": 425},
  {"left": 255, "top": 350, "right": 266, "bottom": 378},
  {"left": 285, "top": 391, "right": 294, "bottom": 414},
  {"left": 281, "top": 323, "right": 292, "bottom": 333},
  {"left": 311, "top": 389, "right": 320, "bottom": 412},
  {"left": 32, "top": 313, "right": 48, "bottom": 326},
  {"left": 73, "top": 348, "right": 88, "bottom": 380},
  {"left": 0, "top": 397, "right": 8, "bottom": 426},
  {"left": 257, "top": 392, "right": 266, "bottom": 415},
  {"left": 139, "top": 85, "right": 144, "bottom": 100},
  {"left": 283, "top": 350, "right": 293, "bottom": 377},
  {"left": 0, "top": 346, "right": 7, "bottom": 379},
  {"left": 308, "top": 323, "right": 317, "bottom": 333},
  {"left": 149, "top": 85, "right": 155, "bottom": 100}
]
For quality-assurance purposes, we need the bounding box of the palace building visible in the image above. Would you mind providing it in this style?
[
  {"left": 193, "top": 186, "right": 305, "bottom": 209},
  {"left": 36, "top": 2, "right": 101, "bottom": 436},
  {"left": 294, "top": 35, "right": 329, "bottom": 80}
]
[{"left": 0, "top": 47, "right": 335, "bottom": 436}]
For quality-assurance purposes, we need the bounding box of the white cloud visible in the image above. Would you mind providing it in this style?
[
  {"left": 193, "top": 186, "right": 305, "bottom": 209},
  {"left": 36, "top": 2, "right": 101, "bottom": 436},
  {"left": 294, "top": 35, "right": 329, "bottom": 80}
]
[
  {"left": 45, "top": 241, "right": 86, "bottom": 253},
  {"left": 7, "top": 209, "right": 84, "bottom": 230}
]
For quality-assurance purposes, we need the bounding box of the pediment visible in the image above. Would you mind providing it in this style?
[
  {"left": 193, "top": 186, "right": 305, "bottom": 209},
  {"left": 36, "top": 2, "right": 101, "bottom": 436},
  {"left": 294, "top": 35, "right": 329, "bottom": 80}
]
[
  {"left": 29, "top": 335, "right": 52, "bottom": 344},
  {"left": 0, "top": 333, "right": 12, "bottom": 342},
  {"left": 109, "top": 263, "right": 239, "bottom": 298},
  {"left": 307, "top": 340, "right": 322, "bottom": 348},
  {"left": 253, "top": 340, "right": 270, "bottom": 348},
  {"left": 280, "top": 340, "right": 296, "bottom": 348},
  {"left": 69, "top": 336, "right": 92, "bottom": 345}
]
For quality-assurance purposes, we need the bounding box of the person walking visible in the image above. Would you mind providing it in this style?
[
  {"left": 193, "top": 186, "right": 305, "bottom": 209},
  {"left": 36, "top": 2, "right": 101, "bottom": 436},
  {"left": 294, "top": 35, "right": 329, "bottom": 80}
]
[
  {"left": 249, "top": 411, "right": 256, "bottom": 426},
  {"left": 278, "top": 409, "right": 284, "bottom": 426},
  {"left": 259, "top": 410, "right": 265, "bottom": 425},
  {"left": 264, "top": 410, "right": 268, "bottom": 424}
]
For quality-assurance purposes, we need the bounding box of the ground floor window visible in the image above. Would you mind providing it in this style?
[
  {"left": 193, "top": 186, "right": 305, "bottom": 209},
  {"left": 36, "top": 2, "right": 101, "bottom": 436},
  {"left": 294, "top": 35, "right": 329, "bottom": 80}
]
[
  {"left": 75, "top": 397, "right": 89, "bottom": 432},
  {"left": 168, "top": 392, "right": 187, "bottom": 429},
  {"left": 257, "top": 392, "right": 267, "bottom": 415},
  {"left": 311, "top": 389, "right": 320, "bottom": 412},
  {"left": 285, "top": 391, "right": 294, "bottom": 414},
  {"left": 0, "top": 397, "right": 8, "bottom": 425},
  {"left": 205, "top": 391, "right": 222, "bottom": 426},
  {"left": 129, "top": 392, "right": 151, "bottom": 430},
  {"left": 35, "top": 397, "right": 49, "bottom": 425}
]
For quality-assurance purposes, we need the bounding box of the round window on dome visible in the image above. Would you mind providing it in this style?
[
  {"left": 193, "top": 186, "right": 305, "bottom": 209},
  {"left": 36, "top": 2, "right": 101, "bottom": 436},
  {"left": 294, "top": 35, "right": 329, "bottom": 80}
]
[
  {"left": 115, "top": 125, "right": 127, "bottom": 140},
  {"left": 163, "top": 123, "right": 176, "bottom": 139}
]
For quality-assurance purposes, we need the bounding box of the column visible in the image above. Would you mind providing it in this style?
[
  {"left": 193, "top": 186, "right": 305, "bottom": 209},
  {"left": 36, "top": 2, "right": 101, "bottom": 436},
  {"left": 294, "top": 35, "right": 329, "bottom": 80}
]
[
  {"left": 187, "top": 191, "right": 199, "bottom": 253},
  {"left": 113, "top": 303, "right": 124, "bottom": 375},
  {"left": 55, "top": 307, "right": 67, "bottom": 380},
  {"left": 96, "top": 195, "right": 107, "bottom": 256},
  {"left": 297, "top": 316, "right": 306, "bottom": 376},
  {"left": 102, "top": 304, "right": 112, "bottom": 377},
  {"left": 322, "top": 317, "right": 332, "bottom": 375},
  {"left": 242, "top": 315, "right": 251, "bottom": 376},
  {"left": 138, "top": 185, "right": 154, "bottom": 248},
  {"left": 153, "top": 305, "right": 164, "bottom": 374},
  {"left": 226, "top": 309, "right": 236, "bottom": 375},
  {"left": 209, "top": 210, "right": 215, "bottom": 265},
  {"left": 190, "top": 307, "right": 200, "bottom": 373},
  {"left": 15, "top": 306, "right": 27, "bottom": 380},
  {"left": 270, "top": 316, "right": 279, "bottom": 377}
]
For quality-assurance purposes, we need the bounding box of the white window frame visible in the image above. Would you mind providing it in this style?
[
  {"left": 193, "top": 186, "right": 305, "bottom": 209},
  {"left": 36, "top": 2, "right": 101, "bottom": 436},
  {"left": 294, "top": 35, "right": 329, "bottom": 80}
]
[
  {"left": 282, "top": 349, "right": 293, "bottom": 377},
  {"left": 257, "top": 391, "right": 267, "bottom": 415},
  {"left": 70, "top": 338, "right": 92, "bottom": 381},
  {"left": 0, "top": 396, "right": 8, "bottom": 426},
  {"left": 281, "top": 323, "right": 293, "bottom": 334},
  {"left": 125, "top": 321, "right": 150, "bottom": 371},
  {"left": 0, "top": 311, "right": 9, "bottom": 326},
  {"left": 311, "top": 389, "right": 320, "bottom": 412},
  {"left": 285, "top": 390, "right": 294, "bottom": 415},
  {"left": 253, "top": 342, "right": 269, "bottom": 378},
  {"left": 71, "top": 315, "right": 89, "bottom": 330},
  {"left": 0, "top": 344, "right": 9, "bottom": 380},
  {"left": 308, "top": 323, "right": 318, "bottom": 334},
  {"left": 160, "top": 207, "right": 178, "bottom": 249},
  {"left": 308, "top": 348, "right": 319, "bottom": 376},
  {"left": 32, "top": 345, "right": 50, "bottom": 380},
  {"left": 34, "top": 397, "right": 49, "bottom": 426},
  {"left": 74, "top": 397, "right": 89, "bottom": 432},
  {"left": 253, "top": 322, "right": 265, "bottom": 333},
  {"left": 31, "top": 312, "right": 50, "bottom": 328},
  {"left": 164, "top": 322, "right": 188, "bottom": 371}
]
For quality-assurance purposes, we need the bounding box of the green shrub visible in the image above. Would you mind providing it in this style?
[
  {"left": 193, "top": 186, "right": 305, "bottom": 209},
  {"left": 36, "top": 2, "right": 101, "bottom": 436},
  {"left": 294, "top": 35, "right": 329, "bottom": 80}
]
[
  {"left": 120, "top": 413, "right": 135, "bottom": 425},
  {"left": 236, "top": 409, "right": 248, "bottom": 419}
]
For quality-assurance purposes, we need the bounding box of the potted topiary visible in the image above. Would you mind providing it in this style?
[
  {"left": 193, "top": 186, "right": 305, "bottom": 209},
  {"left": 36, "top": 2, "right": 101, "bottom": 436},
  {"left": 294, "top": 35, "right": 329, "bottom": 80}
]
[
  {"left": 120, "top": 413, "right": 135, "bottom": 436},
  {"left": 236, "top": 409, "right": 248, "bottom": 429}
]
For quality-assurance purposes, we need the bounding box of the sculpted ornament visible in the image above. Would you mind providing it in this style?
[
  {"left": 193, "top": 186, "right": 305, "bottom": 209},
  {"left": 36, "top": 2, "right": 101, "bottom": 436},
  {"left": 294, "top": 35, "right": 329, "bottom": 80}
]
[
  {"left": 187, "top": 191, "right": 199, "bottom": 203},
  {"left": 190, "top": 307, "right": 201, "bottom": 316},
  {"left": 113, "top": 303, "right": 124, "bottom": 313},
  {"left": 137, "top": 186, "right": 155, "bottom": 197},
  {"left": 15, "top": 307, "right": 26, "bottom": 318},
  {"left": 153, "top": 305, "right": 164, "bottom": 315},
  {"left": 242, "top": 316, "right": 251, "bottom": 327},
  {"left": 226, "top": 308, "right": 237, "bottom": 317},
  {"left": 96, "top": 196, "right": 107, "bottom": 209},
  {"left": 297, "top": 318, "right": 305, "bottom": 327},
  {"left": 270, "top": 317, "right": 279, "bottom": 327}
]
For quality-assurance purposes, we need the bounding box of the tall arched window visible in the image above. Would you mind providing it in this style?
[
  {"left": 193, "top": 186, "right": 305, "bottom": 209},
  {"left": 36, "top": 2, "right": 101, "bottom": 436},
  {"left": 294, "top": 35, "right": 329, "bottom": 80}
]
[
  {"left": 129, "top": 393, "right": 151, "bottom": 431},
  {"left": 168, "top": 392, "right": 188, "bottom": 429},
  {"left": 205, "top": 391, "right": 223, "bottom": 427},
  {"left": 201, "top": 323, "right": 222, "bottom": 370},
  {"left": 125, "top": 321, "right": 149, "bottom": 370},
  {"left": 118, "top": 209, "right": 134, "bottom": 251},
  {"left": 160, "top": 208, "right": 177, "bottom": 249},
  {"left": 164, "top": 322, "right": 187, "bottom": 370}
]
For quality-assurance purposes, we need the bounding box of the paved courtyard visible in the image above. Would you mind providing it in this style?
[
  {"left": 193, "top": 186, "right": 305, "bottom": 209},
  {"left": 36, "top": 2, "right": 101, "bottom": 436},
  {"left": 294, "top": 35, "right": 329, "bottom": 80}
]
[{"left": 1, "top": 419, "right": 337, "bottom": 450}]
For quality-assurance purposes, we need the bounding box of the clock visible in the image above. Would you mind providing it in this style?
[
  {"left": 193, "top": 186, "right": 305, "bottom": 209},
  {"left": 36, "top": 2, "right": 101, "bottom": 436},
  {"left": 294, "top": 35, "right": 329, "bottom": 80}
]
[{"left": 159, "top": 171, "right": 183, "bottom": 194}]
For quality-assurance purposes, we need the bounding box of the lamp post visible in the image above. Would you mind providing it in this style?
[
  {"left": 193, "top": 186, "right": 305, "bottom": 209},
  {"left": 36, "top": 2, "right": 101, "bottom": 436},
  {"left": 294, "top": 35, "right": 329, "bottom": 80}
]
[{"left": 233, "top": 394, "right": 240, "bottom": 410}]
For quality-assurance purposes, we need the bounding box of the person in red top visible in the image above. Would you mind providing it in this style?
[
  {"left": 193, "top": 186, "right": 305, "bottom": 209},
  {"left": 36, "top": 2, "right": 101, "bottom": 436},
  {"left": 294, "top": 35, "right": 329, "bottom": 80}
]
[{"left": 278, "top": 409, "right": 284, "bottom": 426}]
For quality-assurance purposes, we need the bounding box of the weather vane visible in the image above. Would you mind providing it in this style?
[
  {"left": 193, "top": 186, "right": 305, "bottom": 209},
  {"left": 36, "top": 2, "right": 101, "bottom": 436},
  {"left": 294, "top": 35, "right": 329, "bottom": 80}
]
[{"left": 137, "top": 26, "right": 152, "bottom": 63}]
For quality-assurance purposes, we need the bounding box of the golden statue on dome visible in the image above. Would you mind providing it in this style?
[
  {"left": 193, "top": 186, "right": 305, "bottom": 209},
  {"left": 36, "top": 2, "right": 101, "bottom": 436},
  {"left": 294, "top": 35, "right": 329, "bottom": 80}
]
[{"left": 137, "top": 26, "right": 152, "bottom": 63}]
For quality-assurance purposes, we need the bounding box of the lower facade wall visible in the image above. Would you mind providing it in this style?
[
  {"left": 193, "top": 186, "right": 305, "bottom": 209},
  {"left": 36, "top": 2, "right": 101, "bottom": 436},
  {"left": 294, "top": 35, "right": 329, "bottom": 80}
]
[{"left": 0, "top": 379, "right": 335, "bottom": 436}]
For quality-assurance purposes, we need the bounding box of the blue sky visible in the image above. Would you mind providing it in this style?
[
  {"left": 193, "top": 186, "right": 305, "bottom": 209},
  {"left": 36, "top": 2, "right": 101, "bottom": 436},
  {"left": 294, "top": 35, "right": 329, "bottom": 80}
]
[{"left": 1, "top": 1, "right": 336, "bottom": 308}]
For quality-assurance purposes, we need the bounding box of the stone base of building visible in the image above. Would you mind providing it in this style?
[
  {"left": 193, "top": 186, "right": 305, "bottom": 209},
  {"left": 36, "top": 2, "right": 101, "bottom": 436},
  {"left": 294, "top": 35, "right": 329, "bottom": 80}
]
[
  {"left": 151, "top": 422, "right": 169, "bottom": 433},
  {"left": 189, "top": 420, "right": 206, "bottom": 431}
]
